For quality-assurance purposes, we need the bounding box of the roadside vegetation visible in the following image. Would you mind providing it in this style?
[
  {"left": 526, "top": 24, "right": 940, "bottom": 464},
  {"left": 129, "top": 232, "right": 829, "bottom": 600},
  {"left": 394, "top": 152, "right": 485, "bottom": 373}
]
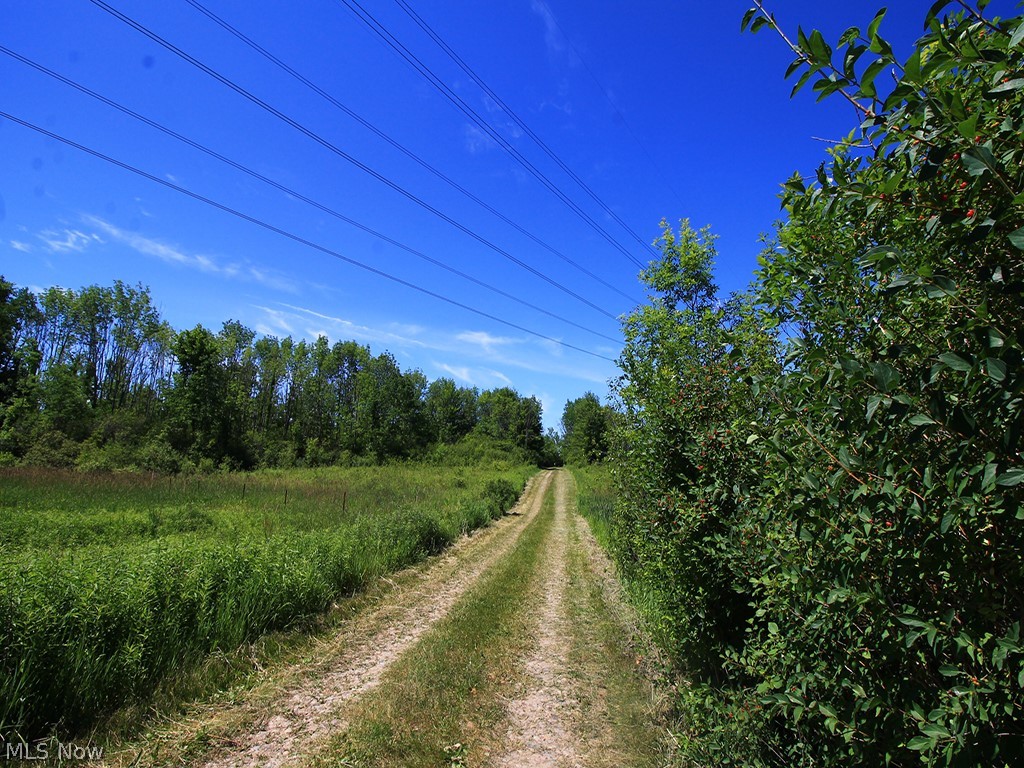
[
  {"left": 568, "top": 463, "right": 615, "bottom": 550},
  {"left": 602, "top": 3, "right": 1024, "bottom": 766},
  {"left": 0, "top": 462, "right": 531, "bottom": 740}
]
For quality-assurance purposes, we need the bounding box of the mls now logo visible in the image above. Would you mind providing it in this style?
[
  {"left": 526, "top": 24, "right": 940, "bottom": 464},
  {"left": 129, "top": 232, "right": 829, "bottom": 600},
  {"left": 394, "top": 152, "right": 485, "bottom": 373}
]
[{"left": 3, "top": 741, "right": 104, "bottom": 761}]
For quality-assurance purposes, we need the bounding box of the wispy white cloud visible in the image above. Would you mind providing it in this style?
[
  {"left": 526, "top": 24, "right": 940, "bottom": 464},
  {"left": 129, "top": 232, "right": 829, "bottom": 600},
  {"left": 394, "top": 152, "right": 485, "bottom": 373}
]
[
  {"left": 9, "top": 240, "right": 32, "bottom": 253},
  {"left": 270, "top": 303, "right": 430, "bottom": 349},
  {"left": 482, "top": 97, "right": 524, "bottom": 141},
  {"left": 456, "top": 330, "right": 519, "bottom": 353},
  {"left": 436, "top": 363, "right": 473, "bottom": 383},
  {"left": 530, "top": 0, "right": 564, "bottom": 55},
  {"left": 539, "top": 337, "right": 565, "bottom": 358},
  {"left": 83, "top": 215, "right": 297, "bottom": 292},
  {"left": 37, "top": 228, "right": 100, "bottom": 253},
  {"left": 464, "top": 123, "right": 496, "bottom": 154},
  {"left": 486, "top": 368, "right": 514, "bottom": 386},
  {"left": 431, "top": 363, "right": 513, "bottom": 390},
  {"left": 253, "top": 306, "right": 296, "bottom": 337}
]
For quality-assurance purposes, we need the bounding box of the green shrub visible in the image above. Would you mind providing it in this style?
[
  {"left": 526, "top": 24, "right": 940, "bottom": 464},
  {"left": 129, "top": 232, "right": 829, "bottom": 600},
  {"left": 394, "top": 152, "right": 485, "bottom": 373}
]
[
  {"left": 482, "top": 478, "right": 519, "bottom": 518},
  {"left": 609, "top": 5, "right": 1024, "bottom": 766}
]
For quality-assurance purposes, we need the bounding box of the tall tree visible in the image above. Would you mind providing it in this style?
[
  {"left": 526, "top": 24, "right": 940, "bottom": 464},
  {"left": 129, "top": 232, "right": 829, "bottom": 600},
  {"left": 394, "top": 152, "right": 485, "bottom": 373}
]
[
  {"left": 0, "top": 277, "right": 39, "bottom": 406},
  {"left": 477, "top": 387, "right": 543, "bottom": 456},
  {"left": 560, "top": 391, "right": 611, "bottom": 464},
  {"left": 167, "top": 325, "right": 232, "bottom": 464},
  {"left": 424, "top": 377, "right": 478, "bottom": 444},
  {"left": 355, "top": 352, "right": 427, "bottom": 460}
]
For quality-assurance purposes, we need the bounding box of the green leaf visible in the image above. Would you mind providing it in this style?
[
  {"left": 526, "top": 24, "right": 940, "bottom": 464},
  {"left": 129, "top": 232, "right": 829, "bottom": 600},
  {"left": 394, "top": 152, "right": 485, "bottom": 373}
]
[
  {"left": 989, "top": 78, "right": 1024, "bottom": 94},
  {"left": 903, "top": 50, "right": 922, "bottom": 84},
  {"left": 839, "top": 26, "right": 861, "bottom": 47},
  {"left": 808, "top": 29, "right": 833, "bottom": 64},
  {"left": 1008, "top": 226, "right": 1024, "bottom": 251},
  {"left": 750, "top": 15, "right": 771, "bottom": 33},
  {"left": 768, "top": 621, "right": 780, "bottom": 635},
  {"left": 909, "top": 414, "right": 937, "bottom": 426},
  {"left": 785, "top": 57, "right": 805, "bottom": 79},
  {"left": 924, "top": 276, "right": 957, "bottom": 298},
  {"left": 938, "top": 352, "right": 972, "bottom": 372},
  {"left": 924, "top": 0, "right": 953, "bottom": 29},
  {"left": 860, "top": 59, "right": 887, "bottom": 98},
  {"left": 921, "top": 722, "right": 950, "bottom": 739},
  {"left": 984, "top": 463, "right": 998, "bottom": 491},
  {"left": 870, "top": 34, "right": 895, "bottom": 60},
  {"left": 996, "top": 468, "right": 1024, "bottom": 487},
  {"left": 741, "top": 7, "right": 758, "bottom": 32},
  {"left": 867, "top": 7, "right": 888, "bottom": 41},
  {"left": 872, "top": 363, "right": 900, "bottom": 392},
  {"left": 907, "top": 735, "right": 936, "bottom": 751},
  {"left": 866, "top": 395, "right": 887, "bottom": 423},
  {"left": 984, "top": 358, "right": 1007, "bottom": 382},
  {"left": 963, "top": 147, "right": 1000, "bottom": 177},
  {"left": 957, "top": 112, "right": 979, "bottom": 140},
  {"left": 940, "top": 509, "right": 955, "bottom": 534},
  {"left": 791, "top": 69, "right": 814, "bottom": 97},
  {"left": 1010, "top": 21, "right": 1024, "bottom": 50}
]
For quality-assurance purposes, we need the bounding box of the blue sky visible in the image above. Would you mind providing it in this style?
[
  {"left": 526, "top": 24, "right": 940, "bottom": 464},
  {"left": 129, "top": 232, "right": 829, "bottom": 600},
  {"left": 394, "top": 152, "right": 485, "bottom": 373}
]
[{"left": 1, "top": 1, "right": 1013, "bottom": 430}]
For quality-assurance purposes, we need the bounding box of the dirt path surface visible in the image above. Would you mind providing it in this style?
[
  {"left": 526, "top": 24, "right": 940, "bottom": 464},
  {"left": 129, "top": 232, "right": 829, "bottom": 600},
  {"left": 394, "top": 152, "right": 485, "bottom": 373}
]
[
  {"left": 109, "top": 470, "right": 668, "bottom": 768},
  {"left": 490, "top": 470, "right": 583, "bottom": 768}
]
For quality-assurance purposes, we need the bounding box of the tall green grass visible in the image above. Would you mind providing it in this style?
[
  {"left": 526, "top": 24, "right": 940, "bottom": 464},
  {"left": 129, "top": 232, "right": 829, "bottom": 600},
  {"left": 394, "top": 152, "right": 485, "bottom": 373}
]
[
  {"left": 569, "top": 464, "right": 616, "bottom": 548},
  {"left": 0, "top": 465, "right": 531, "bottom": 739}
]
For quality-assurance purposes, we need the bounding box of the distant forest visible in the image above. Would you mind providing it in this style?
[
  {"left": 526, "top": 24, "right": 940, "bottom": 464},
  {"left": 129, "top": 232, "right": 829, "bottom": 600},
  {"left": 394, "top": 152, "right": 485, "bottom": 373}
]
[{"left": 0, "top": 276, "right": 563, "bottom": 471}]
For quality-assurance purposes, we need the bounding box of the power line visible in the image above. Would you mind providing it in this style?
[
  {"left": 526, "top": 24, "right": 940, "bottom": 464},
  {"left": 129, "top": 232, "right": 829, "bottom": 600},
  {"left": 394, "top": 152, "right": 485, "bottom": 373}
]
[
  {"left": 335, "top": 0, "right": 647, "bottom": 271},
  {"left": 393, "top": 0, "right": 656, "bottom": 264},
  {"left": 86, "top": 0, "right": 618, "bottom": 322},
  {"left": 0, "top": 44, "right": 622, "bottom": 346},
  {"left": 532, "top": 0, "right": 688, "bottom": 214},
  {"left": 181, "top": 0, "right": 641, "bottom": 305},
  {"left": 0, "top": 109, "right": 618, "bottom": 363}
]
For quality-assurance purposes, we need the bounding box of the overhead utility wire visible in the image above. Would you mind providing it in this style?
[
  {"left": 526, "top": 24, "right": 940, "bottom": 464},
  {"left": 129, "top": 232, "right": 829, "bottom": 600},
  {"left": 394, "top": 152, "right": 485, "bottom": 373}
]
[
  {"left": 393, "top": 0, "right": 655, "bottom": 264},
  {"left": 531, "top": 0, "right": 688, "bottom": 213},
  {"left": 0, "top": 46, "right": 620, "bottom": 345},
  {"left": 182, "top": 0, "right": 640, "bottom": 306},
  {"left": 337, "top": 0, "right": 647, "bottom": 271},
  {"left": 0, "top": 110, "right": 617, "bottom": 363},
  {"left": 86, "top": 0, "right": 616, "bottom": 322}
]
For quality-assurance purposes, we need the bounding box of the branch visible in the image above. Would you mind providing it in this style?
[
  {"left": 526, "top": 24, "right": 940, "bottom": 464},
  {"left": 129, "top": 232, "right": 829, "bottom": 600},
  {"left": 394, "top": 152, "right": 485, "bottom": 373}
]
[
  {"left": 749, "top": 1, "right": 876, "bottom": 119},
  {"left": 955, "top": 0, "right": 1009, "bottom": 36}
]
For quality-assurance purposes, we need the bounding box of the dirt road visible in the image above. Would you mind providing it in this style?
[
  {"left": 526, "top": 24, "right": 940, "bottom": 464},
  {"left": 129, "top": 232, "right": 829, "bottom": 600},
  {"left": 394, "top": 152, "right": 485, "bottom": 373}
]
[{"left": 106, "top": 470, "right": 669, "bottom": 767}]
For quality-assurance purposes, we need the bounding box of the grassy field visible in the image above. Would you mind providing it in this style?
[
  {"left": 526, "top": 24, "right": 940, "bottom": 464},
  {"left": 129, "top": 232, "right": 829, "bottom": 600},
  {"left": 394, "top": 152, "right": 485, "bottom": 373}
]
[{"left": 0, "top": 463, "right": 533, "bottom": 740}]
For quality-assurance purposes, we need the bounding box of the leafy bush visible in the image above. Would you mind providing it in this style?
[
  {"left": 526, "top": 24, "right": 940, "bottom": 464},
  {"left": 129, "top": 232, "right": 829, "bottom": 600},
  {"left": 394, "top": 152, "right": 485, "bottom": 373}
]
[
  {"left": 611, "top": 4, "right": 1024, "bottom": 766},
  {"left": 482, "top": 478, "right": 520, "bottom": 518},
  {"left": 21, "top": 430, "right": 80, "bottom": 468}
]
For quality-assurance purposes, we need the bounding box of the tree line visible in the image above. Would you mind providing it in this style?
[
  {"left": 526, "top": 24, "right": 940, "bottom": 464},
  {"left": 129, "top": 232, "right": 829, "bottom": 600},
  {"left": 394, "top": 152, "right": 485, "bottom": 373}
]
[
  {"left": 0, "top": 278, "right": 553, "bottom": 471},
  {"left": 608, "top": 4, "right": 1023, "bottom": 766}
]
